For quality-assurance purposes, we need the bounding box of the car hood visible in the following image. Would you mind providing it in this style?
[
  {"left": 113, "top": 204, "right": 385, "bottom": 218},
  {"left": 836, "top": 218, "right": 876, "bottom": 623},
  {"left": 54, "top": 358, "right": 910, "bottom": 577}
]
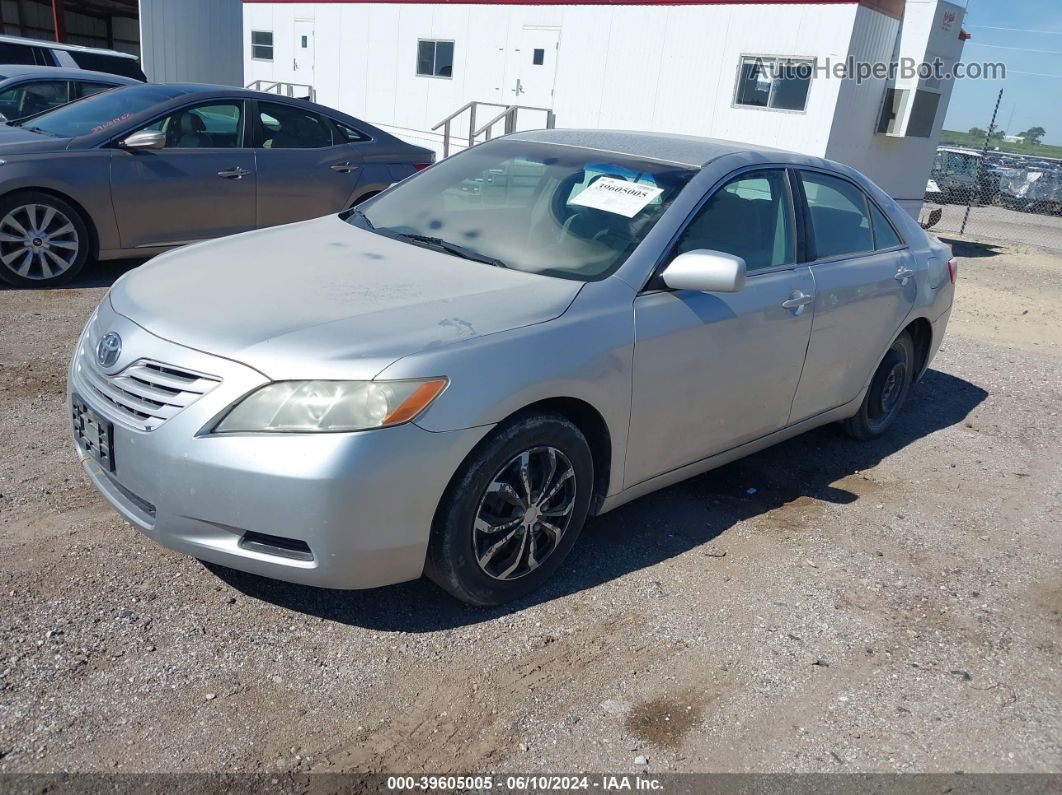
[
  {"left": 108, "top": 215, "right": 583, "bottom": 380},
  {"left": 0, "top": 128, "right": 71, "bottom": 152}
]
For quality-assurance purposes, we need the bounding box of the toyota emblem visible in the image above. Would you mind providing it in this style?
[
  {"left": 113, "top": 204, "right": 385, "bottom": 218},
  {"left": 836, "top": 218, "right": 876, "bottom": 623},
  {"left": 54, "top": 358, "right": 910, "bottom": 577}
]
[{"left": 96, "top": 332, "right": 122, "bottom": 368}]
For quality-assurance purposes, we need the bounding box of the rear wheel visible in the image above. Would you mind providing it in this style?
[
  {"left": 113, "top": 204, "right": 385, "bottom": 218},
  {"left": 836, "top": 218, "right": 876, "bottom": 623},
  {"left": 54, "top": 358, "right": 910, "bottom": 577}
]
[
  {"left": 0, "top": 192, "right": 91, "bottom": 287},
  {"left": 842, "top": 330, "right": 915, "bottom": 441},
  {"left": 425, "top": 413, "right": 594, "bottom": 606}
]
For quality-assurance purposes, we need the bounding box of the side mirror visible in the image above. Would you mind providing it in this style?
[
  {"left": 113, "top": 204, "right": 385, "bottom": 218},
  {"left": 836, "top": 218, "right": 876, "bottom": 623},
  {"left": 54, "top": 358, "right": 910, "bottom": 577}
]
[
  {"left": 119, "top": 130, "right": 166, "bottom": 150},
  {"left": 661, "top": 249, "right": 747, "bottom": 293}
]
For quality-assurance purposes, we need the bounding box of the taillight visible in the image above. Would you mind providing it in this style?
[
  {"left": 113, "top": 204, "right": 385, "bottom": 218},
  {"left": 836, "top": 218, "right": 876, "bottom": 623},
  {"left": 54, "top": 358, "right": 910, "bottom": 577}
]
[
  {"left": 413, "top": 162, "right": 432, "bottom": 171},
  {"left": 946, "top": 258, "right": 957, "bottom": 284}
]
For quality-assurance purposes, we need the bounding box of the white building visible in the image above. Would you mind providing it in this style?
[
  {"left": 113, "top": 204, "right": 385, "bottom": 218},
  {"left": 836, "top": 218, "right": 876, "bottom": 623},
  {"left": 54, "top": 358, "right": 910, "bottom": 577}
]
[{"left": 237, "top": 0, "right": 966, "bottom": 218}]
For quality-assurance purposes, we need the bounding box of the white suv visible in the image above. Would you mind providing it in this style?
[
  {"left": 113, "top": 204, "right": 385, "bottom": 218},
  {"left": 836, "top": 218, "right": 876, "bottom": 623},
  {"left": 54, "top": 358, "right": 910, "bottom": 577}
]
[{"left": 0, "top": 34, "right": 146, "bottom": 82}]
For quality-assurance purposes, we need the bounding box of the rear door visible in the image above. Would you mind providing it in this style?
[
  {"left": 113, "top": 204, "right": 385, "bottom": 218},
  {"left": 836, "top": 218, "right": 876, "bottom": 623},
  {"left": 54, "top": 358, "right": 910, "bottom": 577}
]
[
  {"left": 252, "top": 100, "right": 365, "bottom": 227},
  {"left": 109, "top": 100, "right": 257, "bottom": 249},
  {"left": 788, "top": 169, "right": 916, "bottom": 422}
]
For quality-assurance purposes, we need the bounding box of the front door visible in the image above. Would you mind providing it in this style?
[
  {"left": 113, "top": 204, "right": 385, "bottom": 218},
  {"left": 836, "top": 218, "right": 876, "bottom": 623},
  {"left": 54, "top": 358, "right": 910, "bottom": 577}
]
[
  {"left": 626, "top": 169, "right": 815, "bottom": 486},
  {"left": 293, "top": 19, "right": 315, "bottom": 86},
  {"left": 502, "top": 27, "right": 560, "bottom": 116},
  {"left": 110, "top": 101, "right": 256, "bottom": 249},
  {"left": 788, "top": 170, "right": 918, "bottom": 422}
]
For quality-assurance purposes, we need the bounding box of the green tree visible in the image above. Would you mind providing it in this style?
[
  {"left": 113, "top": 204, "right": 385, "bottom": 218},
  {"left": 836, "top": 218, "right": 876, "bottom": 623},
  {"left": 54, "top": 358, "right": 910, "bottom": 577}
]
[
  {"left": 968, "top": 127, "right": 987, "bottom": 138},
  {"left": 1019, "top": 126, "right": 1046, "bottom": 144},
  {"left": 989, "top": 129, "right": 1006, "bottom": 141}
]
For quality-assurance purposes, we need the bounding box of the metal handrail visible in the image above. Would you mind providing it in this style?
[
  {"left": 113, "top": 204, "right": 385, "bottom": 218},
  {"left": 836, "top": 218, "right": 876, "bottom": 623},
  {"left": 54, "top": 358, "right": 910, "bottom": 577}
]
[
  {"left": 246, "top": 80, "right": 317, "bottom": 102},
  {"left": 432, "top": 100, "right": 556, "bottom": 158}
]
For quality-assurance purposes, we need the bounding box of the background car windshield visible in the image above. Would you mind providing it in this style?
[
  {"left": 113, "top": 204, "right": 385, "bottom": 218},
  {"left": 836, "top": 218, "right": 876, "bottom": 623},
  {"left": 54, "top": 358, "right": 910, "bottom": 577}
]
[
  {"left": 22, "top": 85, "right": 181, "bottom": 138},
  {"left": 356, "top": 140, "right": 696, "bottom": 281}
]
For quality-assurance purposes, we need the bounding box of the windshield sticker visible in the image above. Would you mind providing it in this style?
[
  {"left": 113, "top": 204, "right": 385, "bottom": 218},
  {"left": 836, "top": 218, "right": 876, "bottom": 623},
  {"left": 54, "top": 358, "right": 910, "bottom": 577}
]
[
  {"left": 91, "top": 113, "right": 132, "bottom": 134},
  {"left": 568, "top": 177, "right": 664, "bottom": 218}
]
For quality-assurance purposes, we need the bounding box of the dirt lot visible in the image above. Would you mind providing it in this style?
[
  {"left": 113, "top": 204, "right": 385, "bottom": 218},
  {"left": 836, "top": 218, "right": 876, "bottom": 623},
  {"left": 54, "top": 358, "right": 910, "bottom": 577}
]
[{"left": 0, "top": 239, "right": 1060, "bottom": 775}]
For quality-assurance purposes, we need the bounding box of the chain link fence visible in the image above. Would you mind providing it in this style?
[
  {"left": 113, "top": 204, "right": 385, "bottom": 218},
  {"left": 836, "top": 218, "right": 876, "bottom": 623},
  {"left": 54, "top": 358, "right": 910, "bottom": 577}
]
[{"left": 918, "top": 146, "right": 1062, "bottom": 252}]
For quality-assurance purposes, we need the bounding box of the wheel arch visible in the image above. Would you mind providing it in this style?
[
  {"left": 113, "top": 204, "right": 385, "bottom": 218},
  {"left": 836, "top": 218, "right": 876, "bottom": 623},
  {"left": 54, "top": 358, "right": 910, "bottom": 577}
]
[
  {"left": 901, "top": 316, "right": 934, "bottom": 380},
  {"left": 0, "top": 186, "right": 100, "bottom": 260}
]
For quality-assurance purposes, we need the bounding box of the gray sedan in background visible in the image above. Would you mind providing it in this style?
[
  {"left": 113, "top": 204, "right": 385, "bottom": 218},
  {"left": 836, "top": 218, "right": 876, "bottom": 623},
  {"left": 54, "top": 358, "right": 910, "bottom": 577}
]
[
  {"left": 0, "top": 82, "right": 433, "bottom": 286},
  {"left": 70, "top": 129, "right": 955, "bottom": 605},
  {"left": 0, "top": 65, "right": 137, "bottom": 123}
]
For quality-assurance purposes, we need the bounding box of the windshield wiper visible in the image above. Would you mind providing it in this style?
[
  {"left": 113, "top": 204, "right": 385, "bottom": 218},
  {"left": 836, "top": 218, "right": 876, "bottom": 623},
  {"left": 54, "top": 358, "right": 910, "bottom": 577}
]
[
  {"left": 392, "top": 233, "right": 508, "bottom": 269},
  {"left": 25, "top": 126, "right": 57, "bottom": 136}
]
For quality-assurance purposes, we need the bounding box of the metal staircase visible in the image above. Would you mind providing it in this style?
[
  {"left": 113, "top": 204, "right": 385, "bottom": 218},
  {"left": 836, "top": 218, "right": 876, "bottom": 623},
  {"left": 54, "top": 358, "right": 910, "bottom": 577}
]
[
  {"left": 246, "top": 80, "right": 316, "bottom": 102},
  {"left": 433, "top": 101, "right": 556, "bottom": 158}
]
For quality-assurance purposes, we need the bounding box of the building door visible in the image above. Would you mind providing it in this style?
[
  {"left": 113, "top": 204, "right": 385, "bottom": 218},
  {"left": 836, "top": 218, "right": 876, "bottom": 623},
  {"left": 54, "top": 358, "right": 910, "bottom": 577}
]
[
  {"left": 503, "top": 27, "right": 560, "bottom": 111},
  {"left": 293, "top": 19, "right": 315, "bottom": 85}
]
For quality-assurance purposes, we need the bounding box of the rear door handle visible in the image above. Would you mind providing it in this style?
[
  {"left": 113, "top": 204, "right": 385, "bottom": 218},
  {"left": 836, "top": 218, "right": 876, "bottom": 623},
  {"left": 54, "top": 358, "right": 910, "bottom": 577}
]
[
  {"left": 330, "top": 161, "right": 358, "bottom": 173},
  {"left": 895, "top": 266, "right": 915, "bottom": 283},
  {"left": 218, "top": 167, "right": 252, "bottom": 179},
  {"left": 782, "top": 291, "right": 815, "bottom": 311}
]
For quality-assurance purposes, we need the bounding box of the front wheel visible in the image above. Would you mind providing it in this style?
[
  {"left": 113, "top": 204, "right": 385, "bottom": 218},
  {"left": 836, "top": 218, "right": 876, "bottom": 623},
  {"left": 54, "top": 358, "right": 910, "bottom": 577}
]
[
  {"left": 0, "top": 192, "right": 91, "bottom": 287},
  {"left": 842, "top": 330, "right": 915, "bottom": 441},
  {"left": 425, "top": 414, "right": 594, "bottom": 606}
]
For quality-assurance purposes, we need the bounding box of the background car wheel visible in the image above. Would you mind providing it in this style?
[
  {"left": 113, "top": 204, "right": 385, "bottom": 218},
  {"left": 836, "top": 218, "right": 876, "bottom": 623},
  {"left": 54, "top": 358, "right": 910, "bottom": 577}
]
[
  {"left": 425, "top": 413, "right": 594, "bottom": 606},
  {"left": 842, "top": 330, "right": 915, "bottom": 441},
  {"left": 0, "top": 192, "right": 91, "bottom": 288}
]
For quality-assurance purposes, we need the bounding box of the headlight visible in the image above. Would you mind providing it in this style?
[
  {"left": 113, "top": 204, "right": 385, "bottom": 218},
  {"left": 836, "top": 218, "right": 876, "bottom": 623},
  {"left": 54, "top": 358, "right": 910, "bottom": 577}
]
[{"left": 212, "top": 378, "right": 447, "bottom": 434}]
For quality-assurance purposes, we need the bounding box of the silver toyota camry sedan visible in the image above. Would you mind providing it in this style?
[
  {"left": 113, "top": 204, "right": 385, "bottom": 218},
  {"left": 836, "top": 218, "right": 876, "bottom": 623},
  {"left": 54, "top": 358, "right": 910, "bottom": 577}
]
[{"left": 69, "top": 129, "right": 955, "bottom": 605}]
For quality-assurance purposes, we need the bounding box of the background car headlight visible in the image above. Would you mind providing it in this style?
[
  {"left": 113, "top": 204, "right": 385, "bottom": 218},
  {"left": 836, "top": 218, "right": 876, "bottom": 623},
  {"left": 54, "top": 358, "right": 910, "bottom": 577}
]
[{"left": 212, "top": 378, "right": 447, "bottom": 433}]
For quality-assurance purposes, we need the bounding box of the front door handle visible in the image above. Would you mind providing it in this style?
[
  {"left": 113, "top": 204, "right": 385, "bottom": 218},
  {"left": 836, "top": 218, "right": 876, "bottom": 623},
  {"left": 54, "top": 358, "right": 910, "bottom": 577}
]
[
  {"left": 330, "top": 161, "right": 358, "bottom": 173},
  {"left": 218, "top": 166, "right": 252, "bottom": 179},
  {"left": 895, "top": 266, "right": 915, "bottom": 283},
  {"left": 782, "top": 291, "right": 815, "bottom": 311}
]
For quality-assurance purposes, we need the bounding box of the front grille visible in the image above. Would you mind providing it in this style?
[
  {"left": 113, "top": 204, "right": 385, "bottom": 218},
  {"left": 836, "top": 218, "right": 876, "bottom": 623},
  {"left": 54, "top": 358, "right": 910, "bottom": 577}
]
[{"left": 75, "top": 341, "right": 220, "bottom": 431}]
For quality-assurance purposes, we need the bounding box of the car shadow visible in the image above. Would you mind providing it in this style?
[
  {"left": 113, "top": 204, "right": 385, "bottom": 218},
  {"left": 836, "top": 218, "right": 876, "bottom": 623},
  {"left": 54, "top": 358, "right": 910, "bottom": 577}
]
[
  {"left": 0, "top": 258, "right": 145, "bottom": 291},
  {"left": 938, "top": 237, "right": 1003, "bottom": 259},
  {"left": 208, "top": 369, "right": 987, "bottom": 632}
]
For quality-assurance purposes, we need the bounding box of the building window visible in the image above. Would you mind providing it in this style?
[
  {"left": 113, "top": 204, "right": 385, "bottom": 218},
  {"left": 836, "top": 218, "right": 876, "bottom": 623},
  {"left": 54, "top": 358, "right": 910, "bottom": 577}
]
[
  {"left": 417, "top": 40, "right": 454, "bottom": 78},
  {"left": 251, "top": 31, "right": 274, "bottom": 61},
  {"left": 532, "top": 48, "right": 545, "bottom": 66},
  {"left": 734, "top": 56, "right": 813, "bottom": 112}
]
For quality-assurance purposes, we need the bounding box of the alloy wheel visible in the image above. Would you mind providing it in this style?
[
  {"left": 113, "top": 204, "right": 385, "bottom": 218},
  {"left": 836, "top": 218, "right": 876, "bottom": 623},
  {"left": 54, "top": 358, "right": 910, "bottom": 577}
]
[
  {"left": 473, "top": 446, "right": 578, "bottom": 581},
  {"left": 0, "top": 203, "right": 80, "bottom": 282}
]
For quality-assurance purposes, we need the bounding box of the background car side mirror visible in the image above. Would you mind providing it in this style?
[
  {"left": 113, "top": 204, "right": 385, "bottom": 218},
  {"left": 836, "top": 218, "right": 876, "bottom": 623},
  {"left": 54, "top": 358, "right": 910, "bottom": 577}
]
[
  {"left": 660, "top": 249, "right": 747, "bottom": 293},
  {"left": 119, "top": 130, "right": 166, "bottom": 151}
]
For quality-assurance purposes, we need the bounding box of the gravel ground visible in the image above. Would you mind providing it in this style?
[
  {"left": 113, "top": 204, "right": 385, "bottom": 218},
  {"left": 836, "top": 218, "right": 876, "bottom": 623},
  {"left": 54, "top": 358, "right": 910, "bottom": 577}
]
[{"left": 0, "top": 240, "right": 1060, "bottom": 775}]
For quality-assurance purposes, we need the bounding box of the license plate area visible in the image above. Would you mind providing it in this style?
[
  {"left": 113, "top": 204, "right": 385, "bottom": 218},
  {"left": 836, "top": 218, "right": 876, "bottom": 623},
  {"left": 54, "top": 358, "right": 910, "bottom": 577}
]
[{"left": 72, "top": 393, "right": 116, "bottom": 472}]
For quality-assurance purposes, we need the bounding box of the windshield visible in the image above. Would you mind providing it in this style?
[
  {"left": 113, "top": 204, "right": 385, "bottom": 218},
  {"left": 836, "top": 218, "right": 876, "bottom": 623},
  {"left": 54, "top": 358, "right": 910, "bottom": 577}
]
[
  {"left": 353, "top": 140, "right": 697, "bottom": 281},
  {"left": 19, "top": 84, "right": 182, "bottom": 138}
]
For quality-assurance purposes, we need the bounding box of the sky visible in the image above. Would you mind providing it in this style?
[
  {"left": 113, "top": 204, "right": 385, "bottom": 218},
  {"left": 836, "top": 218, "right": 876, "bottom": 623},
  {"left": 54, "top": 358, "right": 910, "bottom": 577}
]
[{"left": 945, "top": 0, "right": 1062, "bottom": 144}]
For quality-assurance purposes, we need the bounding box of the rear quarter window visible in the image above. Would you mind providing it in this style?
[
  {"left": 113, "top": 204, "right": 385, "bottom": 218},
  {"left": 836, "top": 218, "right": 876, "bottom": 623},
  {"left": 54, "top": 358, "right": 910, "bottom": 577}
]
[{"left": 68, "top": 51, "right": 146, "bottom": 81}]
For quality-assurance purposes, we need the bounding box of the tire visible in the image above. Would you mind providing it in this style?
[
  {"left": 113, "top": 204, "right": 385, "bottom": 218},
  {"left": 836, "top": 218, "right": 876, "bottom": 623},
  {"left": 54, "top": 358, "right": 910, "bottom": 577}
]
[
  {"left": 842, "top": 330, "right": 915, "bottom": 441},
  {"left": 425, "top": 413, "right": 594, "bottom": 606},
  {"left": 0, "top": 191, "right": 92, "bottom": 288}
]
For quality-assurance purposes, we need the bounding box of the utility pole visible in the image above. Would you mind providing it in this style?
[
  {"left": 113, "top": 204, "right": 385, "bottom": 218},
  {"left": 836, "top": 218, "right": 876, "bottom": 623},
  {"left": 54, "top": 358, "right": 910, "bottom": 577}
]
[
  {"left": 961, "top": 87, "right": 1003, "bottom": 235},
  {"left": 50, "top": 0, "right": 65, "bottom": 43}
]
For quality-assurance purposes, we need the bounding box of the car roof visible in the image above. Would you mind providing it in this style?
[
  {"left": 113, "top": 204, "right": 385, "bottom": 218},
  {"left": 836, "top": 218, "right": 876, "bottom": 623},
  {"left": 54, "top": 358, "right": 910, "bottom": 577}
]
[
  {"left": 0, "top": 33, "right": 139, "bottom": 60},
  {"left": 508, "top": 128, "right": 794, "bottom": 168},
  {"left": 938, "top": 146, "right": 983, "bottom": 157},
  {"left": 0, "top": 64, "right": 138, "bottom": 82}
]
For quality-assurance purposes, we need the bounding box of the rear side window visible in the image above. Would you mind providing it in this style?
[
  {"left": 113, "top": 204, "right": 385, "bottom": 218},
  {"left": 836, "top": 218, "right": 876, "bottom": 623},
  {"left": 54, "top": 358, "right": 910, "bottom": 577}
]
[
  {"left": 332, "top": 119, "right": 370, "bottom": 144},
  {"left": 675, "top": 169, "right": 796, "bottom": 271},
  {"left": 75, "top": 81, "right": 116, "bottom": 99},
  {"left": 800, "top": 172, "right": 873, "bottom": 259},
  {"left": 868, "top": 201, "right": 903, "bottom": 249},
  {"left": 0, "top": 42, "right": 40, "bottom": 65},
  {"left": 68, "top": 51, "right": 146, "bottom": 81},
  {"left": 258, "top": 102, "right": 333, "bottom": 149}
]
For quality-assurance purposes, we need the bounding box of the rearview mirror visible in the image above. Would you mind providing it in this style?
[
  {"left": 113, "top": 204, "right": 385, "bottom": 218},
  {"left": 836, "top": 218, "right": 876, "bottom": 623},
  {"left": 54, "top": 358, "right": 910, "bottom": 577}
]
[
  {"left": 119, "top": 130, "right": 166, "bottom": 150},
  {"left": 661, "top": 249, "right": 747, "bottom": 293}
]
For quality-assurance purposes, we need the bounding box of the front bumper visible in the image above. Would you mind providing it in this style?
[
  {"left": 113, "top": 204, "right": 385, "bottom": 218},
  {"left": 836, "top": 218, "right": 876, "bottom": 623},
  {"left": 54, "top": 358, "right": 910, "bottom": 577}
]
[{"left": 69, "top": 301, "right": 491, "bottom": 589}]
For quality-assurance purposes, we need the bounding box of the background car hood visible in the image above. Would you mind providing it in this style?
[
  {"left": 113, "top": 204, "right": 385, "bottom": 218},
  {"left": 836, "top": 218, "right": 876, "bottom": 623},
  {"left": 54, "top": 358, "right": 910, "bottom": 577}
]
[{"left": 108, "top": 215, "right": 583, "bottom": 380}]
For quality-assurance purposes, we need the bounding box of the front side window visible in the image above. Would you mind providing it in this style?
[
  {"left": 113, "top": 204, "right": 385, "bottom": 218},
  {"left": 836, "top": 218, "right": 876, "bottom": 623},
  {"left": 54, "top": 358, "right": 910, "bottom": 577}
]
[
  {"left": 258, "top": 102, "right": 332, "bottom": 149},
  {"left": 417, "top": 40, "right": 454, "bottom": 78},
  {"left": 353, "top": 140, "right": 696, "bottom": 281},
  {"left": 674, "top": 170, "right": 795, "bottom": 271},
  {"left": 0, "top": 80, "right": 69, "bottom": 121},
  {"left": 735, "top": 57, "right": 813, "bottom": 112},
  {"left": 801, "top": 172, "right": 874, "bottom": 259},
  {"left": 251, "top": 31, "right": 274, "bottom": 61},
  {"left": 142, "top": 103, "right": 244, "bottom": 149}
]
